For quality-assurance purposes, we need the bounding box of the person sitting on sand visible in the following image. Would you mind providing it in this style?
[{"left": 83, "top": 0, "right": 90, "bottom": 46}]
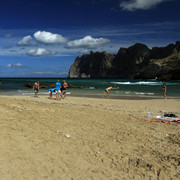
[
  {"left": 33, "top": 81, "right": 39, "bottom": 97},
  {"left": 55, "top": 80, "right": 61, "bottom": 100},
  {"left": 61, "top": 80, "right": 68, "bottom": 99},
  {"left": 48, "top": 88, "right": 56, "bottom": 99},
  {"left": 162, "top": 83, "right": 167, "bottom": 99},
  {"left": 103, "top": 86, "right": 118, "bottom": 96}
]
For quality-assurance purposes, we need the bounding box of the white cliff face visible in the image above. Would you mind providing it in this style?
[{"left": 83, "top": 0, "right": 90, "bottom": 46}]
[
  {"left": 80, "top": 73, "right": 90, "bottom": 78},
  {"left": 68, "top": 64, "right": 90, "bottom": 78},
  {"left": 68, "top": 57, "right": 81, "bottom": 78},
  {"left": 68, "top": 65, "right": 80, "bottom": 78}
]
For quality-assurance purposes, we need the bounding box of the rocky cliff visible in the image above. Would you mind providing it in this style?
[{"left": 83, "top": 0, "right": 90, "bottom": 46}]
[
  {"left": 68, "top": 51, "right": 115, "bottom": 78},
  {"left": 68, "top": 42, "right": 180, "bottom": 80}
]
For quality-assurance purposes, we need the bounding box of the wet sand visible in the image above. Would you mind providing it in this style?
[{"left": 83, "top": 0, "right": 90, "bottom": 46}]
[{"left": 0, "top": 95, "right": 179, "bottom": 179}]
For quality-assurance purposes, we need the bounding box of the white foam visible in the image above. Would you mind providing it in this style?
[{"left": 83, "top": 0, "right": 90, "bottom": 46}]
[
  {"left": 111, "top": 81, "right": 180, "bottom": 86},
  {"left": 135, "top": 92, "right": 145, "bottom": 95},
  {"left": 89, "top": 87, "right": 95, "bottom": 89},
  {"left": 111, "top": 82, "right": 131, "bottom": 85},
  {"left": 135, "top": 92, "right": 154, "bottom": 95},
  {"left": 111, "top": 81, "right": 161, "bottom": 85}
]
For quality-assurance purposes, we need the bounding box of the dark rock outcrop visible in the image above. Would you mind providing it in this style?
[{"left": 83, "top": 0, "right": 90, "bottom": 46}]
[
  {"left": 24, "top": 82, "right": 86, "bottom": 89},
  {"left": 135, "top": 42, "right": 180, "bottom": 80},
  {"left": 111, "top": 43, "right": 150, "bottom": 78},
  {"left": 68, "top": 42, "right": 180, "bottom": 80},
  {"left": 68, "top": 51, "right": 115, "bottom": 78}
]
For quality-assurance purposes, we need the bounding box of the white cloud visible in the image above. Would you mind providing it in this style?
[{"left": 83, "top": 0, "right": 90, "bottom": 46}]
[
  {"left": 26, "top": 48, "right": 56, "bottom": 56},
  {"left": 6, "top": 63, "right": 24, "bottom": 68},
  {"left": 17, "top": 35, "right": 33, "bottom": 46},
  {"left": 78, "top": 49, "right": 90, "bottom": 54},
  {"left": 34, "top": 31, "right": 68, "bottom": 44},
  {"left": 66, "top": 35, "right": 110, "bottom": 49},
  {"left": 120, "top": 0, "right": 167, "bottom": 11}
]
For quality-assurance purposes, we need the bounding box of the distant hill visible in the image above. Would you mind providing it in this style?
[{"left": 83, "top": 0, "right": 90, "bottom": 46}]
[{"left": 68, "top": 41, "right": 180, "bottom": 80}]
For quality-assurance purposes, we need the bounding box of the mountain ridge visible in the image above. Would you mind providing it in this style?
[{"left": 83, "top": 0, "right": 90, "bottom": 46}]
[{"left": 68, "top": 41, "right": 180, "bottom": 80}]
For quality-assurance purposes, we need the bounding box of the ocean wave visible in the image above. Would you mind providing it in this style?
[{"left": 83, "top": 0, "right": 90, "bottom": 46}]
[
  {"left": 147, "top": 93, "right": 154, "bottom": 95},
  {"left": 111, "top": 81, "right": 162, "bottom": 85},
  {"left": 111, "top": 81, "right": 180, "bottom": 86},
  {"left": 135, "top": 92, "right": 154, "bottom": 95},
  {"left": 89, "top": 87, "right": 95, "bottom": 89}
]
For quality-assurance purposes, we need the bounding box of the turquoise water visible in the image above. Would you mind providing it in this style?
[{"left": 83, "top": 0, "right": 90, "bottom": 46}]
[{"left": 0, "top": 78, "right": 180, "bottom": 98}]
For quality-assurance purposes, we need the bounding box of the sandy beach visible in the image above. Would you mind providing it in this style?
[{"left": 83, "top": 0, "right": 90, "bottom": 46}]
[{"left": 0, "top": 95, "right": 179, "bottom": 179}]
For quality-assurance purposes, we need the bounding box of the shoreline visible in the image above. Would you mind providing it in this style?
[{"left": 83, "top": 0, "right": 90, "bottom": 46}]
[
  {"left": 0, "top": 78, "right": 180, "bottom": 100},
  {"left": 68, "top": 93, "right": 180, "bottom": 100},
  {"left": 1, "top": 91, "right": 180, "bottom": 100}
]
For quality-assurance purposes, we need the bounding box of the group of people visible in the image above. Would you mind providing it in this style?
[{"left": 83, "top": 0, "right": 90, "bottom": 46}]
[
  {"left": 33, "top": 80, "right": 167, "bottom": 99},
  {"left": 33, "top": 80, "right": 68, "bottom": 100},
  {"left": 33, "top": 81, "right": 118, "bottom": 99},
  {"left": 52, "top": 79, "right": 68, "bottom": 100}
]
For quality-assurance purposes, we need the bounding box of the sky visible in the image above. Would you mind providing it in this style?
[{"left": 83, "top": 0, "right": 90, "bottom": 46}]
[{"left": 0, "top": 0, "right": 180, "bottom": 77}]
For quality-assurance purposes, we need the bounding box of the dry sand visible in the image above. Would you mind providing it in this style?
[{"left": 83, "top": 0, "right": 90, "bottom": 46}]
[{"left": 0, "top": 95, "right": 179, "bottom": 180}]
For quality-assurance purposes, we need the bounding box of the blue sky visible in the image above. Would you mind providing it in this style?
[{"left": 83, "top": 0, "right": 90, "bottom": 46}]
[{"left": 0, "top": 0, "right": 180, "bottom": 77}]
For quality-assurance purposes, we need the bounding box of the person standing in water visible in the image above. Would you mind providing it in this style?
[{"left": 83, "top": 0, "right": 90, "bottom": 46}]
[
  {"left": 163, "top": 83, "right": 167, "bottom": 99},
  {"left": 33, "top": 81, "right": 39, "bottom": 97},
  {"left": 103, "top": 86, "right": 118, "bottom": 97}
]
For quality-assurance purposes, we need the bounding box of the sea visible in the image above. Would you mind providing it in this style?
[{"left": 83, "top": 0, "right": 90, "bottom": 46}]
[{"left": 0, "top": 78, "right": 180, "bottom": 99}]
